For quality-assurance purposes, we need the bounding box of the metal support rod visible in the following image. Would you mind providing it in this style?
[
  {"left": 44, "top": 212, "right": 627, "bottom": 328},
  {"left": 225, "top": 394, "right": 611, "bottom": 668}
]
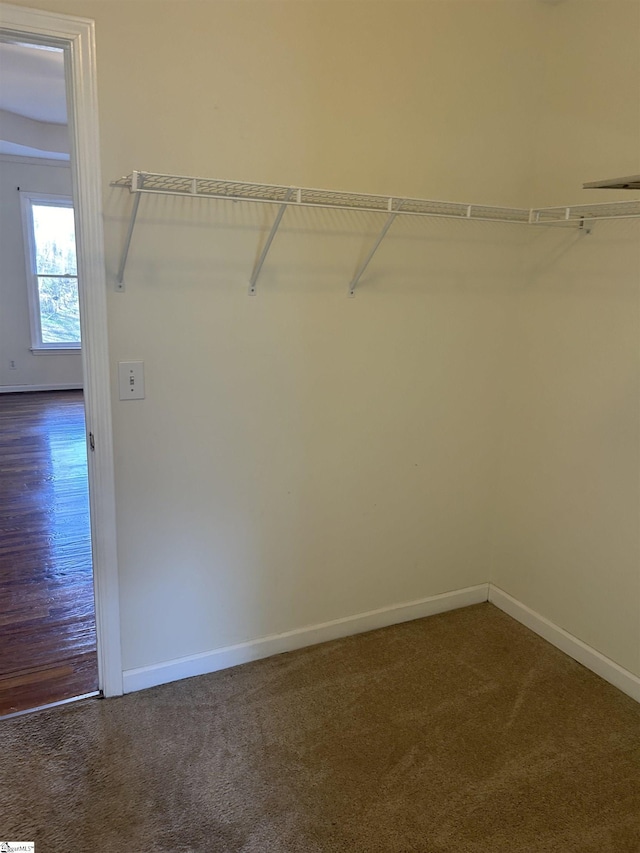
[
  {"left": 116, "top": 191, "right": 142, "bottom": 290},
  {"left": 348, "top": 204, "right": 403, "bottom": 297},
  {"left": 249, "top": 189, "right": 294, "bottom": 295}
]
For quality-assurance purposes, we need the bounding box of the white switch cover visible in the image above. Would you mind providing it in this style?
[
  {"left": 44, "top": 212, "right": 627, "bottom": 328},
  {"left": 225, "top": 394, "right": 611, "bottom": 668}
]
[{"left": 118, "top": 361, "right": 145, "bottom": 400}]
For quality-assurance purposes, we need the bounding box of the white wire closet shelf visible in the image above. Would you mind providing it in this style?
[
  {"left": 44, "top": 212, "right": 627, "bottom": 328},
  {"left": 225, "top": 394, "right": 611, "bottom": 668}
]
[
  {"left": 584, "top": 175, "right": 640, "bottom": 190},
  {"left": 112, "top": 170, "right": 640, "bottom": 295}
]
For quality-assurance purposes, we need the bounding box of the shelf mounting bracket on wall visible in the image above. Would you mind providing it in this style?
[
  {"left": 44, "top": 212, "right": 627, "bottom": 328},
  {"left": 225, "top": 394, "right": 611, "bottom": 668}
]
[
  {"left": 348, "top": 200, "right": 405, "bottom": 297},
  {"left": 116, "top": 171, "right": 143, "bottom": 291},
  {"left": 249, "top": 187, "right": 294, "bottom": 295}
]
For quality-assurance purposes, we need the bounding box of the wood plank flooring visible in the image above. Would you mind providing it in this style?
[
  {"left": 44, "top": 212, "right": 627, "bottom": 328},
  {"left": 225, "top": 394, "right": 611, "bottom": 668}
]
[{"left": 0, "top": 390, "right": 98, "bottom": 716}]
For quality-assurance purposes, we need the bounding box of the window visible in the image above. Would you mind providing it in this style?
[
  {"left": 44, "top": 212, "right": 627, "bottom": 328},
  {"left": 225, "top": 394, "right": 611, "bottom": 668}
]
[{"left": 20, "top": 192, "right": 81, "bottom": 352}]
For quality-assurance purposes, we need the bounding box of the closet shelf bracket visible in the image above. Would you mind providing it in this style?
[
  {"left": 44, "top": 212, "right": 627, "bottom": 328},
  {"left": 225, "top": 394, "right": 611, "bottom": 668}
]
[
  {"left": 116, "top": 174, "right": 143, "bottom": 291},
  {"left": 348, "top": 200, "right": 404, "bottom": 297},
  {"left": 249, "top": 188, "right": 295, "bottom": 295}
]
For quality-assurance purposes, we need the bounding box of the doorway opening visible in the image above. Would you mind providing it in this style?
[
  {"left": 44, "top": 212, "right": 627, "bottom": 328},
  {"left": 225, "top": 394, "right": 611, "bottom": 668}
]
[
  {"left": 0, "top": 38, "right": 97, "bottom": 716},
  {"left": 0, "top": 3, "right": 122, "bottom": 709}
]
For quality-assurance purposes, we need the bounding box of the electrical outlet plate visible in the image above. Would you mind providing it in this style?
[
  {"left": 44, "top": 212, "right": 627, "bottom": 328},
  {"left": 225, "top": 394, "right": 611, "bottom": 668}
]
[{"left": 118, "top": 361, "right": 145, "bottom": 400}]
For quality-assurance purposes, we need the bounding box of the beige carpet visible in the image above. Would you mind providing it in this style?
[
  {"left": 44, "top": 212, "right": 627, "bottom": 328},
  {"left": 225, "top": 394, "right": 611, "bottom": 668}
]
[{"left": 1, "top": 602, "right": 639, "bottom": 852}]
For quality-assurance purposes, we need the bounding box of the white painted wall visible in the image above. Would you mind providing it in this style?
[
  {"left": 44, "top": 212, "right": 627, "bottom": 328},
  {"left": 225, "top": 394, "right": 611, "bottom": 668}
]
[
  {"left": 2, "top": 0, "right": 533, "bottom": 671},
  {"left": 0, "top": 155, "right": 83, "bottom": 389},
  {"left": 109, "top": 220, "right": 525, "bottom": 668},
  {"left": 493, "top": 220, "right": 640, "bottom": 675},
  {"left": 2, "top": 0, "right": 638, "bottom": 686},
  {"left": 530, "top": 0, "right": 640, "bottom": 208},
  {"left": 492, "top": 0, "right": 640, "bottom": 676},
  {"left": 96, "top": 0, "right": 536, "bottom": 670}
]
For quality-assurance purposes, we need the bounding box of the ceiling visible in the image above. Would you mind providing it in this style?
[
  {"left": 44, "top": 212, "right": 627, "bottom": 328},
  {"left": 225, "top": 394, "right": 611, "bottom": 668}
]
[{"left": 0, "top": 41, "right": 70, "bottom": 160}]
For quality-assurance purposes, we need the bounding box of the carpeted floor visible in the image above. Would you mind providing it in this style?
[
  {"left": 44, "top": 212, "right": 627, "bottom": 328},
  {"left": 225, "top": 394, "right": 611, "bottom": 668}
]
[{"left": 1, "top": 602, "right": 639, "bottom": 852}]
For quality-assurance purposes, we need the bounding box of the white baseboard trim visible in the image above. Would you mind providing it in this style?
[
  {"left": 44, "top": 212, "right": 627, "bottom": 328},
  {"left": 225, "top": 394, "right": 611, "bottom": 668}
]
[
  {"left": 122, "top": 582, "right": 640, "bottom": 702},
  {"left": 0, "top": 383, "right": 83, "bottom": 393},
  {"left": 122, "top": 583, "right": 490, "bottom": 694},
  {"left": 489, "top": 585, "right": 640, "bottom": 704}
]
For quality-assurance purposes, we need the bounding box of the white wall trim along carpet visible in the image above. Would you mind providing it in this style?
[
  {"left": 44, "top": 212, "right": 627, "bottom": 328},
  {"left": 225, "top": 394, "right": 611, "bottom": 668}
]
[
  {"left": 122, "top": 584, "right": 490, "bottom": 693},
  {"left": 489, "top": 585, "right": 640, "bottom": 704},
  {"left": 123, "top": 582, "right": 640, "bottom": 704}
]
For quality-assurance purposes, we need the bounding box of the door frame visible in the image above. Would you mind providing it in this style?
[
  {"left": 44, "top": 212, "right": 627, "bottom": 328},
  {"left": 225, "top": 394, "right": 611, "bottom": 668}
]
[{"left": 0, "top": 2, "right": 122, "bottom": 696}]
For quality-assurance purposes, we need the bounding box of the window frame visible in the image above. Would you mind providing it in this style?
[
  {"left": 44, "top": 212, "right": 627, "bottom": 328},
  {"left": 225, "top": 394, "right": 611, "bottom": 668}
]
[{"left": 20, "top": 189, "right": 82, "bottom": 354}]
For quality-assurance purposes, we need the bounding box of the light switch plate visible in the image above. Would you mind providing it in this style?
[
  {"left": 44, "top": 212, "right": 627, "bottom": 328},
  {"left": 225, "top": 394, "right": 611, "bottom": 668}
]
[{"left": 118, "top": 361, "right": 145, "bottom": 400}]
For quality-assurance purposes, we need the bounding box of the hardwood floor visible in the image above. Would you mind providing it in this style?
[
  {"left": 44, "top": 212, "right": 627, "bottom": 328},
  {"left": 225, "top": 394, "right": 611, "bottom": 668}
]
[{"left": 0, "top": 390, "right": 98, "bottom": 716}]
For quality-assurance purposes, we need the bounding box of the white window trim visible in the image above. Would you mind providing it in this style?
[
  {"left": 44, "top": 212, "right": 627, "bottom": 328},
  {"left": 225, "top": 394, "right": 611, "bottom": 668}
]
[
  {"left": 30, "top": 347, "right": 81, "bottom": 355},
  {"left": 19, "top": 189, "right": 82, "bottom": 351}
]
